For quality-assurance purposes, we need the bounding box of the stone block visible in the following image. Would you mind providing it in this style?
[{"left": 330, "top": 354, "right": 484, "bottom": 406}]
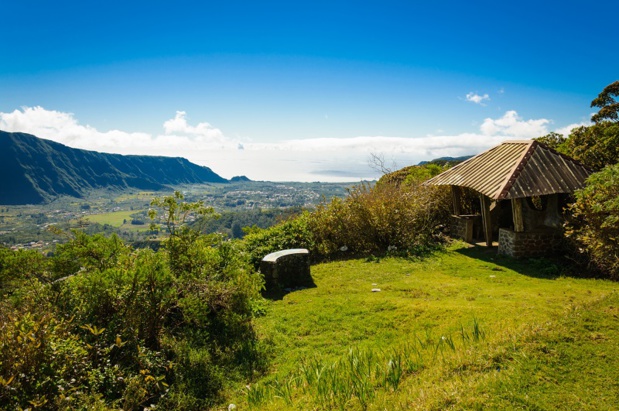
[{"left": 260, "top": 249, "right": 313, "bottom": 290}]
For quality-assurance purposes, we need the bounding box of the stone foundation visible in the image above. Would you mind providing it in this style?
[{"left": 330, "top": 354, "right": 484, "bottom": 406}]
[{"left": 498, "top": 228, "right": 564, "bottom": 258}]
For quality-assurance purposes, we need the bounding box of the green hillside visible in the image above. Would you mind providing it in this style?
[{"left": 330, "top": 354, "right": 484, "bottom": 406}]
[{"left": 230, "top": 242, "right": 619, "bottom": 410}]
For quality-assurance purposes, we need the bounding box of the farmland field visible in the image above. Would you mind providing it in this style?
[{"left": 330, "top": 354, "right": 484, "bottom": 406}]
[{"left": 86, "top": 210, "right": 138, "bottom": 228}]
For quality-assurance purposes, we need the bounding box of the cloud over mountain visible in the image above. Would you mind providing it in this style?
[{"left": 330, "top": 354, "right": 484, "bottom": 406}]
[{"left": 1, "top": 106, "right": 572, "bottom": 182}]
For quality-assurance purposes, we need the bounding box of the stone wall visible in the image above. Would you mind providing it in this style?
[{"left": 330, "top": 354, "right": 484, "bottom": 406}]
[
  {"left": 450, "top": 215, "right": 480, "bottom": 243},
  {"left": 498, "top": 228, "right": 564, "bottom": 258}
]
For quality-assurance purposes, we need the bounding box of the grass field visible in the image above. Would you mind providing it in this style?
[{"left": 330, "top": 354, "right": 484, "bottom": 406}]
[
  {"left": 85, "top": 210, "right": 148, "bottom": 231},
  {"left": 228, "top": 242, "right": 619, "bottom": 410}
]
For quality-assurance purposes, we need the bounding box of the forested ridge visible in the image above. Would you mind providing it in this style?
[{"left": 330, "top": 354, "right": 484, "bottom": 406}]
[{"left": 0, "top": 131, "right": 227, "bottom": 205}]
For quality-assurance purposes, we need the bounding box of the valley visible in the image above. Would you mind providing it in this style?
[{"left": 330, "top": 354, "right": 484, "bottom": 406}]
[{"left": 0, "top": 180, "right": 353, "bottom": 250}]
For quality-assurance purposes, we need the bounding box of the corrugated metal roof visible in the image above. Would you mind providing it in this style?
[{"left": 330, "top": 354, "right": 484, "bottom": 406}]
[{"left": 423, "top": 140, "right": 591, "bottom": 200}]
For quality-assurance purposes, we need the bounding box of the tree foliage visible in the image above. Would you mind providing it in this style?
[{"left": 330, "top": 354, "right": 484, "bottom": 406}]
[
  {"left": 561, "top": 122, "right": 619, "bottom": 171},
  {"left": 0, "top": 194, "right": 266, "bottom": 410},
  {"left": 536, "top": 82, "right": 619, "bottom": 171},
  {"left": 591, "top": 80, "right": 619, "bottom": 123},
  {"left": 534, "top": 132, "right": 568, "bottom": 151},
  {"left": 149, "top": 190, "right": 218, "bottom": 237},
  {"left": 566, "top": 164, "right": 619, "bottom": 279}
]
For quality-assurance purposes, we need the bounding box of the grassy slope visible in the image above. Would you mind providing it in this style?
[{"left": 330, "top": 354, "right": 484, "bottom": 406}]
[{"left": 230, "top": 242, "right": 619, "bottom": 410}]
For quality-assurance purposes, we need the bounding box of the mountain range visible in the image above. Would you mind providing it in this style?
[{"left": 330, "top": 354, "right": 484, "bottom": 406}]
[{"left": 0, "top": 131, "right": 228, "bottom": 205}]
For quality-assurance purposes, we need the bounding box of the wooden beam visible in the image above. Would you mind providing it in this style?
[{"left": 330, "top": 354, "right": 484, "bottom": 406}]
[
  {"left": 451, "top": 186, "right": 462, "bottom": 215},
  {"left": 479, "top": 194, "right": 493, "bottom": 246},
  {"left": 511, "top": 198, "right": 524, "bottom": 232}
]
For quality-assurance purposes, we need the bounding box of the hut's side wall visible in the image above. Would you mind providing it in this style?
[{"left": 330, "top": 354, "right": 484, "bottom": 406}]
[{"left": 498, "top": 228, "right": 564, "bottom": 258}]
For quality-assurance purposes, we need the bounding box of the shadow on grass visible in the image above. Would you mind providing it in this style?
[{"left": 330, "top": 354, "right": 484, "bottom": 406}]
[
  {"left": 261, "top": 281, "right": 317, "bottom": 301},
  {"left": 454, "top": 244, "right": 568, "bottom": 280}
]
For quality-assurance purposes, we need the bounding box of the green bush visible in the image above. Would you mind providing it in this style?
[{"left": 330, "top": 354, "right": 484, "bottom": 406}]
[
  {"left": 0, "top": 192, "right": 268, "bottom": 410},
  {"left": 243, "top": 212, "right": 315, "bottom": 268},
  {"left": 566, "top": 163, "right": 619, "bottom": 279},
  {"left": 310, "top": 179, "right": 450, "bottom": 257},
  {"left": 0, "top": 247, "right": 50, "bottom": 296},
  {"left": 243, "top": 171, "right": 451, "bottom": 264},
  {"left": 52, "top": 230, "right": 130, "bottom": 279}
]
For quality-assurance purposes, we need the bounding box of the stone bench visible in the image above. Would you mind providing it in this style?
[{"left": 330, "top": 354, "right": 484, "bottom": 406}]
[{"left": 260, "top": 248, "right": 313, "bottom": 290}]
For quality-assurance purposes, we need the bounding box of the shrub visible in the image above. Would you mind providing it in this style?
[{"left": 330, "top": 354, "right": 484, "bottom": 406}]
[
  {"left": 243, "top": 212, "right": 315, "bottom": 268},
  {"left": 52, "top": 230, "right": 130, "bottom": 278},
  {"left": 243, "top": 173, "right": 451, "bottom": 264},
  {"left": 0, "top": 191, "right": 268, "bottom": 409},
  {"left": 0, "top": 286, "right": 101, "bottom": 410},
  {"left": 310, "top": 179, "right": 450, "bottom": 257},
  {"left": 0, "top": 247, "right": 50, "bottom": 295},
  {"left": 566, "top": 163, "right": 619, "bottom": 279}
]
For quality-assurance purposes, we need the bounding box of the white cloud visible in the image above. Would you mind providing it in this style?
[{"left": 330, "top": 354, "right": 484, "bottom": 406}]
[
  {"left": 0, "top": 106, "right": 153, "bottom": 150},
  {"left": 480, "top": 110, "right": 549, "bottom": 138},
  {"left": 554, "top": 121, "right": 589, "bottom": 137},
  {"left": 0, "top": 106, "right": 567, "bottom": 182},
  {"left": 466, "top": 92, "right": 490, "bottom": 105},
  {"left": 162, "top": 111, "right": 229, "bottom": 145}
]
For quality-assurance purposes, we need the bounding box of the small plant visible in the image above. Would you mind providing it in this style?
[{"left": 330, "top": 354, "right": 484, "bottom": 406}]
[
  {"left": 271, "top": 376, "right": 295, "bottom": 406},
  {"left": 384, "top": 351, "right": 404, "bottom": 390},
  {"left": 244, "top": 383, "right": 271, "bottom": 408},
  {"left": 244, "top": 320, "right": 488, "bottom": 409},
  {"left": 472, "top": 317, "right": 485, "bottom": 342}
]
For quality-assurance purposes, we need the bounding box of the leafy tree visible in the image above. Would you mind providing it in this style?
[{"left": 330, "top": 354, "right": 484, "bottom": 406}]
[
  {"left": 149, "top": 191, "right": 219, "bottom": 277},
  {"left": 562, "top": 122, "right": 619, "bottom": 170},
  {"left": 149, "top": 190, "right": 218, "bottom": 237},
  {"left": 591, "top": 80, "right": 619, "bottom": 123},
  {"left": 547, "top": 81, "right": 619, "bottom": 170},
  {"left": 566, "top": 163, "right": 619, "bottom": 278},
  {"left": 0, "top": 247, "right": 50, "bottom": 295},
  {"left": 534, "top": 132, "right": 568, "bottom": 151},
  {"left": 231, "top": 221, "right": 244, "bottom": 239},
  {"left": 52, "top": 230, "right": 130, "bottom": 278}
]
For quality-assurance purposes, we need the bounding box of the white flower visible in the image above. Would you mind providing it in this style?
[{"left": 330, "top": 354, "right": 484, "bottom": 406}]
[{"left": 339, "top": 245, "right": 348, "bottom": 252}]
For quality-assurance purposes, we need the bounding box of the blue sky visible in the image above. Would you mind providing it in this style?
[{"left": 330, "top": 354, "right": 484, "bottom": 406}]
[{"left": 1, "top": 0, "right": 617, "bottom": 181}]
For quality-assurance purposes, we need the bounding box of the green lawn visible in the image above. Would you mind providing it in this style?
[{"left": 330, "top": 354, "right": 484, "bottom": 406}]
[
  {"left": 229, "top": 242, "right": 619, "bottom": 410},
  {"left": 85, "top": 210, "right": 148, "bottom": 231}
]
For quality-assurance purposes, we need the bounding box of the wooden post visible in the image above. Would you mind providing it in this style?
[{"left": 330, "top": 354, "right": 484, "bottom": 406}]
[
  {"left": 451, "top": 186, "right": 462, "bottom": 215},
  {"left": 511, "top": 198, "right": 524, "bottom": 232},
  {"left": 479, "top": 194, "right": 493, "bottom": 247}
]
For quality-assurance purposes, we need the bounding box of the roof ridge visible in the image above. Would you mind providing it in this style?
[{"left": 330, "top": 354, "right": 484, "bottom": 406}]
[
  {"left": 496, "top": 140, "right": 537, "bottom": 200},
  {"left": 422, "top": 142, "right": 506, "bottom": 186}
]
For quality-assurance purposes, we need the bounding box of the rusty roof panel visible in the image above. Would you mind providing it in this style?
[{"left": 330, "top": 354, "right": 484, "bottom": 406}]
[{"left": 424, "top": 140, "right": 591, "bottom": 200}]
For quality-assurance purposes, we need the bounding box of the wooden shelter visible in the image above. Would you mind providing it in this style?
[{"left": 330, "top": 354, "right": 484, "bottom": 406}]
[{"left": 424, "top": 140, "right": 591, "bottom": 257}]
